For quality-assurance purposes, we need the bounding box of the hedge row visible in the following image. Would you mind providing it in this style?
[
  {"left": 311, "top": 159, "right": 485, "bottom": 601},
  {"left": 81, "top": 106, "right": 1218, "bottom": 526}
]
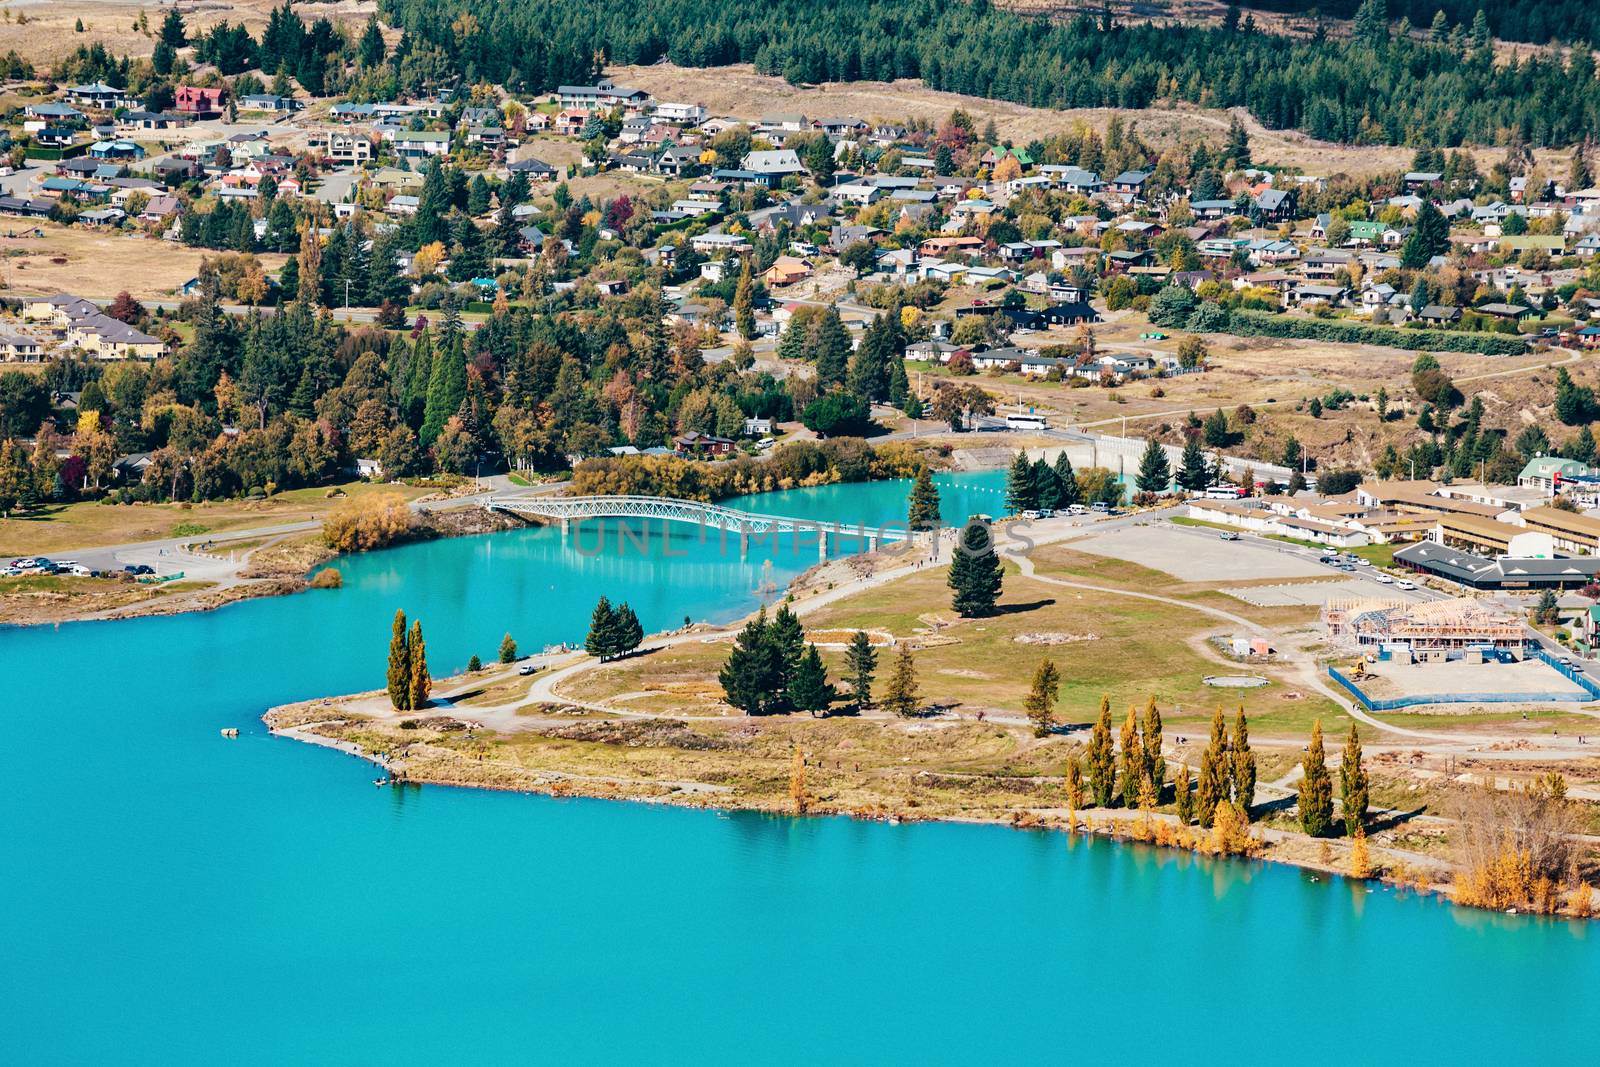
[{"left": 1203, "top": 309, "right": 1528, "bottom": 355}]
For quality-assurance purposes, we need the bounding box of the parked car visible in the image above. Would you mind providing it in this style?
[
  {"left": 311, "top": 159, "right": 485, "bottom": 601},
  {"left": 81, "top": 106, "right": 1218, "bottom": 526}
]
[{"left": 123, "top": 564, "right": 154, "bottom": 576}]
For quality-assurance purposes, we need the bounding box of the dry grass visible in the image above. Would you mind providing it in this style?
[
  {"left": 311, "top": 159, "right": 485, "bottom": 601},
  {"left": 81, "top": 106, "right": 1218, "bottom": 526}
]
[
  {"left": 0, "top": 572, "right": 215, "bottom": 625},
  {"left": 0, "top": 222, "right": 288, "bottom": 301}
]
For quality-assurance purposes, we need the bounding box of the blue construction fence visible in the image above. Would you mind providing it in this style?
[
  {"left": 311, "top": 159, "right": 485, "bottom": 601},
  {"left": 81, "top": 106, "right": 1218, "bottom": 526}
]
[{"left": 1327, "top": 653, "right": 1600, "bottom": 712}]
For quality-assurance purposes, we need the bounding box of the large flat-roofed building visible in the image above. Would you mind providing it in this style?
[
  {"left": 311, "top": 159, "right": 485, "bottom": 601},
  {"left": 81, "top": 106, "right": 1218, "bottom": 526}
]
[
  {"left": 1357, "top": 481, "right": 1508, "bottom": 521},
  {"left": 1430, "top": 514, "right": 1554, "bottom": 558},
  {"left": 1396, "top": 541, "right": 1600, "bottom": 589},
  {"left": 1516, "top": 505, "right": 1600, "bottom": 555}
]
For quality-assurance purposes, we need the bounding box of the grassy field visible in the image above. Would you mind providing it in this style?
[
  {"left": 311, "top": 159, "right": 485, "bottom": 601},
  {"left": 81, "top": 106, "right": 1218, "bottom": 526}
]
[
  {"left": 2, "top": 222, "right": 289, "bottom": 301},
  {"left": 0, "top": 480, "right": 429, "bottom": 557}
]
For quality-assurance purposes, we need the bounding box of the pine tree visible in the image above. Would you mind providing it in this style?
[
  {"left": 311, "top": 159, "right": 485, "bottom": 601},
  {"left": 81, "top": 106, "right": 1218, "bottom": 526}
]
[
  {"left": 733, "top": 258, "right": 756, "bottom": 340},
  {"left": 720, "top": 609, "right": 779, "bottom": 715},
  {"left": 1024, "top": 658, "right": 1060, "bottom": 737},
  {"left": 1135, "top": 437, "right": 1171, "bottom": 493},
  {"left": 1053, "top": 451, "right": 1080, "bottom": 506},
  {"left": 1196, "top": 707, "right": 1229, "bottom": 827},
  {"left": 468, "top": 654, "right": 482, "bottom": 672},
  {"left": 1223, "top": 116, "right": 1250, "bottom": 168},
  {"left": 1298, "top": 720, "right": 1335, "bottom": 837},
  {"left": 907, "top": 467, "right": 942, "bottom": 531},
  {"left": 614, "top": 602, "right": 644, "bottom": 656},
  {"left": 787, "top": 643, "right": 834, "bottom": 716},
  {"left": 585, "top": 596, "right": 619, "bottom": 660},
  {"left": 1340, "top": 722, "right": 1369, "bottom": 835},
  {"left": 1177, "top": 436, "right": 1208, "bottom": 492},
  {"left": 386, "top": 609, "right": 411, "bottom": 710},
  {"left": 769, "top": 602, "right": 805, "bottom": 694},
  {"left": 159, "top": 6, "right": 187, "bottom": 48},
  {"left": 421, "top": 333, "right": 467, "bottom": 446},
  {"left": 407, "top": 620, "right": 431, "bottom": 709},
  {"left": 1142, "top": 697, "right": 1164, "bottom": 800},
  {"left": 947, "top": 518, "right": 1003, "bottom": 617},
  {"left": 1233, "top": 706, "right": 1256, "bottom": 812},
  {"left": 499, "top": 632, "right": 518, "bottom": 663},
  {"left": 845, "top": 630, "right": 878, "bottom": 708},
  {"left": 1087, "top": 696, "right": 1115, "bottom": 807},
  {"left": 1119, "top": 707, "right": 1143, "bottom": 808},
  {"left": 1174, "top": 763, "right": 1194, "bottom": 824},
  {"left": 1005, "top": 451, "right": 1037, "bottom": 513},
  {"left": 811, "top": 306, "right": 850, "bottom": 387},
  {"left": 883, "top": 643, "right": 920, "bottom": 717}
]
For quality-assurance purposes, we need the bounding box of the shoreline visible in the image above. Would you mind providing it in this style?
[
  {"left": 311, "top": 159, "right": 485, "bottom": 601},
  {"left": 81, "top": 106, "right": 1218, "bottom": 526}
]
[{"left": 264, "top": 703, "right": 1496, "bottom": 914}]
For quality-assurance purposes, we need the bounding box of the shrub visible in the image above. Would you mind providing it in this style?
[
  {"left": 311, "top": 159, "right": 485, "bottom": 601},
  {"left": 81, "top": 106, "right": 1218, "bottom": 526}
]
[
  {"left": 1194, "top": 307, "right": 1527, "bottom": 355},
  {"left": 321, "top": 493, "right": 417, "bottom": 552},
  {"left": 308, "top": 567, "right": 343, "bottom": 589}
]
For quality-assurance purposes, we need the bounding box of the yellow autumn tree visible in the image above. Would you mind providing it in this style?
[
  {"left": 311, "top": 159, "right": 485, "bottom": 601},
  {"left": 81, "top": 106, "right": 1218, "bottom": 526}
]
[
  {"left": 1348, "top": 829, "right": 1374, "bottom": 880},
  {"left": 412, "top": 240, "right": 446, "bottom": 279},
  {"left": 992, "top": 155, "right": 1023, "bottom": 183}
]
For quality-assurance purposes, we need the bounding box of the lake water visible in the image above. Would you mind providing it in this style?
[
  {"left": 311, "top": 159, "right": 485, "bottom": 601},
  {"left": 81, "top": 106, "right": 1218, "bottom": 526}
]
[{"left": 3, "top": 471, "right": 1596, "bottom": 1062}]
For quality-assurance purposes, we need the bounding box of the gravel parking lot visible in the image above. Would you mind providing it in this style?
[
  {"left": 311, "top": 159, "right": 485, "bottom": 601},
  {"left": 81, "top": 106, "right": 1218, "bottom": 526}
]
[{"left": 1073, "top": 525, "right": 1328, "bottom": 583}]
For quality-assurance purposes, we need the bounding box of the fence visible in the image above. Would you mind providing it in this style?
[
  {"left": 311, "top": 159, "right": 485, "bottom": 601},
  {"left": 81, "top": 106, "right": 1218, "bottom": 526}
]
[
  {"left": 1534, "top": 649, "right": 1600, "bottom": 699},
  {"left": 1326, "top": 662, "right": 1599, "bottom": 712}
]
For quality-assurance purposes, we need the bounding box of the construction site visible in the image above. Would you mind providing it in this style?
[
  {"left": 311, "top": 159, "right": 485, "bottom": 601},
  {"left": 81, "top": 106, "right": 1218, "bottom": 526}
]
[{"left": 1322, "top": 596, "right": 1527, "bottom": 661}]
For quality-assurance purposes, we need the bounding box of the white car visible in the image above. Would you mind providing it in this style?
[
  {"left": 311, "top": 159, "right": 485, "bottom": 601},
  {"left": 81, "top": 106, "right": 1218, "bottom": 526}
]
[
  {"left": 1396, "top": 579, "right": 1417, "bottom": 591},
  {"left": 68, "top": 565, "right": 93, "bottom": 577},
  {"left": 1356, "top": 558, "right": 1371, "bottom": 567},
  {"left": 1375, "top": 573, "right": 1394, "bottom": 584},
  {"left": 1020, "top": 509, "right": 1040, "bottom": 520}
]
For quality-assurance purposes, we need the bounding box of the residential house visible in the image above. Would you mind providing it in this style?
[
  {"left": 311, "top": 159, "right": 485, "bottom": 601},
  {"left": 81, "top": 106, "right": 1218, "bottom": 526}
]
[
  {"left": 763, "top": 256, "right": 814, "bottom": 287},
  {"left": 174, "top": 86, "right": 226, "bottom": 119},
  {"left": 1253, "top": 188, "right": 1297, "bottom": 221},
  {"left": 23, "top": 102, "right": 85, "bottom": 126},
  {"left": 1416, "top": 304, "right": 1463, "bottom": 326},
  {"left": 654, "top": 102, "right": 707, "bottom": 126},
  {"left": 0, "top": 334, "right": 44, "bottom": 361},
  {"left": 389, "top": 130, "right": 450, "bottom": 158},
  {"left": 66, "top": 82, "right": 140, "bottom": 111},
  {"left": 673, "top": 431, "right": 735, "bottom": 457},
  {"left": 238, "top": 95, "right": 301, "bottom": 113},
  {"left": 556, "top": 78, "right": 650, "bottom": 112},
  {"left": 691, "top": 232, "right": 752, "bottom": 255},
  {"left": 507, "top": 156, "right": 559, "bottom": 180},
  {"left": 1109, "top": 170, "right": 1151, "bottom": 203},
  {"left": 739, "top": 149, "right": 805, "bottom": 187},
  {"left": 327, "top": 130, "right": 375, "bottom": 164},
  {"left": 66, "top": 314, "right": 165, "bottom": 359}
]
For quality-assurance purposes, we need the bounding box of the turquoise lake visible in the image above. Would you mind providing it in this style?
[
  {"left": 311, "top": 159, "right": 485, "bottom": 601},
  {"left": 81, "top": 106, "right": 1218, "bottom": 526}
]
[{"left": 3, "top": 470, "right": 1596, "bottom": 1062}]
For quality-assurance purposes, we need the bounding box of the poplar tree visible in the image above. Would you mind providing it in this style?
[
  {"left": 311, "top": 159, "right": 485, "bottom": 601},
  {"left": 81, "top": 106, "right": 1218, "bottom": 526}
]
[
  {"left": 1119, "top": 707, "right": 1143, "bottom": 808},
  {"left": 1196, "top": 707, "right": 1229, "bottom": 827},
  {"left": 907, "top": 467, "right": 942, "bottom": 531},
  {"left": 407, "top": 620, "right": 431, "bottom": 709},
  {"left": 1024, "top": 658, "right": 1060, "bottom": 737},
  {"left": 883, "top": 643, "right": 920, "bottom": 717},
  {"left": 1174, "top": 763, "right": 1193, "bottom": 825},
  {"left": 733, "top": 258, "right": 756, "bottom": 339},
  {"left": 1232, "top": 706, "right": 1256, "bottom": 812},
  {"left": 1065, "top": 757, "right": 1086, "bottom": 811},
  {"left": 1087, "top": 696, "right": 1116, "bottom": 807},
  {"left": 845, "top": 631, "right": 878, "bottom": 708},
  {"left": 1340, "top": 722, "right": 1369, "bottom": 835},
  {"left": 1298, "top": 720, "right": 1335, "bottom": 837},
  {"left": 499, "top": 632, "right": 518, "bottom": 663},
  {"left": 787, "top": 644, "right": 834, "bottom": 716},
  {"left": 1142, "top": 696, "right": 1164, "bottom": 800},
  {"left": 947, "top": 518, "right": 1003, "bottom": 617},
  {"left": 387, "top": 609, "right": 411, "bottom": 710}
]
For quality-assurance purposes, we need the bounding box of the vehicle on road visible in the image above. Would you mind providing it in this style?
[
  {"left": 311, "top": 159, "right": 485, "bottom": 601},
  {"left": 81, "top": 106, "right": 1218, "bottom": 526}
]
[
  {"left": 1375, "top": 573, "right": 1394, "bottom": 584},
  {"left": 1004, "top": 413, "right": 1050, "bottom": 431},
  {"left": 1396, "top": 579, "right": 1417, "bottom": 590},
  {"left": 1219, "top": 531, "right": 1240, "bottom": 541},
  {"left": 517, "top": 664, "right": 538, "bottom": 676}
]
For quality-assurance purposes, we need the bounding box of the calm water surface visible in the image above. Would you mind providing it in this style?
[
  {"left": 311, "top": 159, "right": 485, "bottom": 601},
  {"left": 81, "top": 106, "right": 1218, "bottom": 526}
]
[{"left": 3, "top": 472, "right": 1595, "bottom": 1062}]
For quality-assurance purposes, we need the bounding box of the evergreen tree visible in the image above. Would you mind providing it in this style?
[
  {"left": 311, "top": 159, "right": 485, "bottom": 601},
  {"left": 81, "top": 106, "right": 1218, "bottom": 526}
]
[
  {"left": 787, "top": 643, "right": 834, "bottom": 716},
  {"left": 1196, "top": 707, "right": 1229, "bottom": 827},
  {"left": 1174, "top": 763, "right": 1193, "bottom": 824},
  {"left": 1177, "top": 436, "right": 1208, "bottom": 491},
  {"left": 1005, "top": 451, "right": 1037, "bottom": 513},
  {"left": 1087, "top": 696, "right": 1115, "bottom": 807},
  {"left": 845, "top": 630, "right": 878, "bottom": 708},
  {"left": 1298, "top": 720, "right": 1335, "bottom": 837},
  {"left": 1232, "top": 706, "right": 1256, "bottom": 812},
  {"left": 614, "top": 602, "right": 644, "bottom": 656},
  {"left": 733, "top": 258, "right": 756, "bottom": 339},
  {"left": 387, "top": 608, "right": 411, "bottom": 710},
  {"left": 1223, "top": 116, "right": 1250, "bottom": 168},
  {"left": 882, "top": 642, "right": 920, "bottom": 717},
  {"left": 1340, "top": 721, "right": 1369, "bottom": 835},
  {"left": 359, "top": 16, "right": 386, "bottom": 67},
  {"left": 407, "top": 620, "right": 431, "bottom": 709},
  {"left": 1024, "top": 658, "right": 1060, "bottom": 737},
  {"left": 720, "top": 608, "right": 780, "bottom": 715},
  {"left": 1142, "top": 696, "right": 1164, "bottom": 799},
  {"left": 499, "top": 632, "right": 518, "bottom": 663},
  {"left": 811, "top": 306, "right": 850, "bottom": 387},
  {"left": 1135, "top": 437, "right": 1171, "bottom": 493},
  {"left": 908, "top": 467, "right": 942, "bottom": 531},
  {"left": 1119, "top": 707, "right": 1143, "bottom": 808},
  {"left": 421, "top": 332, "right": 467, "bottom": 445},
  {"left": 947, "top": 518, "right": 1003, "bottom": 616},
  {"left": 769, "top": 602, "right": 805, "bottom": 694},
  {"left": 1053, "top": 451, "right": 1080, "bottom": 506},
  {"left": 585, "top": 596, "right": 619, "bottom": 659},
  {"left": 1402, "top": 200, "right": 1450, "bottom": 268},
  {"left": 1033, "top": 457, "right": 1059, "bottom": 511},
  {"left": 159, "top": 7, "right": 187, "bottom": 49}
]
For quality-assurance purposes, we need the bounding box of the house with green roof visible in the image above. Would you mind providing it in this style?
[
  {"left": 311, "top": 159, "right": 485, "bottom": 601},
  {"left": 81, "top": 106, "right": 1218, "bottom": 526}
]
[
  {"left": 979, "top": 145, "right": 1033, "bottom": 169},
  {"left": 1518, "top": 456, "right": 1591, "bottom": 491}
]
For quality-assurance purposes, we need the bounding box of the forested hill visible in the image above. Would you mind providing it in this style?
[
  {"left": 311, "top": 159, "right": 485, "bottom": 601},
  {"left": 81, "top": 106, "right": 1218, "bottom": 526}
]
[
  {"left": 1234, "top": 0, "right": 1600, "bottom": 51},
  {"left": 377, "top": 0, "right": 1600, "bottom": 148}
]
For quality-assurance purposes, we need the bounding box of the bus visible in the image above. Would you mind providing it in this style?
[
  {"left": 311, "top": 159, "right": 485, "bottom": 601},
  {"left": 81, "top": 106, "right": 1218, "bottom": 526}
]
[
  {"left": 1004, "top": 413, "right": 1050, "bottom": 431},
  {"left": 1202, "top": 485, "right": 1247, "bottom": 500}
]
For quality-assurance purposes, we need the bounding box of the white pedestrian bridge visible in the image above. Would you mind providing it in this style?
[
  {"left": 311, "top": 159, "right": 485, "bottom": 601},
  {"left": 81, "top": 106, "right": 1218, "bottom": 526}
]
[{"left": 487, "top": 494, "right": 914, "bottom": 555}]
